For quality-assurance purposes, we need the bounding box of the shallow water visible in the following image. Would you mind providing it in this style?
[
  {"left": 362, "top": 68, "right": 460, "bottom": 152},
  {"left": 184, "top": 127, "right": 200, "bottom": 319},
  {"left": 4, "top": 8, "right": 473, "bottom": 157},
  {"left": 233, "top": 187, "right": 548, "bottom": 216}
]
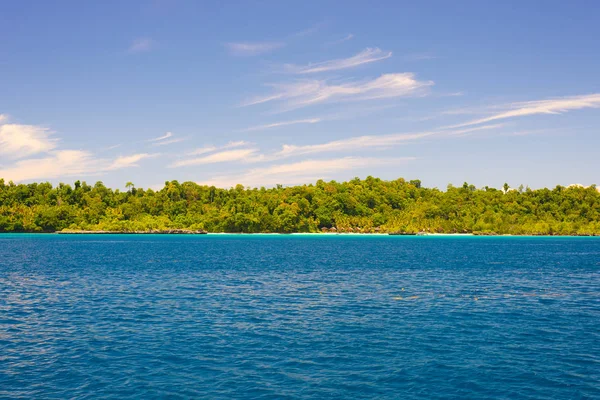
[{"left": 1, "top": 234, "right": 599, "bottom": 399}]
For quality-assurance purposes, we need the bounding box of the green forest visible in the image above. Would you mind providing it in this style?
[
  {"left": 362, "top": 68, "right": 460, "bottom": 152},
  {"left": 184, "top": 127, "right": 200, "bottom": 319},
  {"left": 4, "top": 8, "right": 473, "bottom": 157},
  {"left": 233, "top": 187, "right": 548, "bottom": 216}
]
[{"left": 0, "top": 177, "right": 599, "bottom": 235}]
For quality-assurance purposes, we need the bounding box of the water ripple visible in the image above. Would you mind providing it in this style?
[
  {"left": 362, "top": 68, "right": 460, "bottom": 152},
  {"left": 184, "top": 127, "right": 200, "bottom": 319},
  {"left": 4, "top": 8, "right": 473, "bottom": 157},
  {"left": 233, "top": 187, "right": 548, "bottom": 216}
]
[{"left": 0, "top": 235, "right": 599, "bottom": 399}]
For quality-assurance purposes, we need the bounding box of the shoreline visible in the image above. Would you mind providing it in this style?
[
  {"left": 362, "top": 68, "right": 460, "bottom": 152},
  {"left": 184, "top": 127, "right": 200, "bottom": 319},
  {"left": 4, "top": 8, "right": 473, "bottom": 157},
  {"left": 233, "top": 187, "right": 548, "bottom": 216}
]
[
  {"left": 57, "top": 229, "right": 208, "bottom": 235},
  {"left": 1, "top": 231, "right": 598, "bottom": 237}
]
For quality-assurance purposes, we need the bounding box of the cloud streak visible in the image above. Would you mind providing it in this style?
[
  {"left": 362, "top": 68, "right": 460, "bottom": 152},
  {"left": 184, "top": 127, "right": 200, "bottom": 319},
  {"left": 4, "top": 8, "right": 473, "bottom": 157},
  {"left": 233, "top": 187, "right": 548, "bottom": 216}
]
[
  {"left": 149, "top": 132, "right": 173, "bottom": 142},
  {"left": 171, "top": 148, "right": 260, "bottom": 168},
  {"left": 152, "top": 137, "right": 186, "bottom": 146},
  {"left": 0, "top": 151, "right": 102, "bottom": 182},
  {"left": 186, "top": 141, "right": 250, "bottom": 156},
  {"left": 325, "top": 34, "right": 354, "bottom": 46},
  {"left": 225, "top": 41, "right": 285, "bottom": 56},
  {"left": 276, "top": 124, "right": 504, "bottom": 158},
  {"left": 0, "top": 120, "right": 57, "bottom": 159},
  {"left": 107, "top": 153, "right": 159, "bottom": 170},
  {"left": 148, "top": 132, "right": 185, "bottom": 146},
  {"left": 0, "top": 117, "right": 160, "bottom": 182},
  {"left": 0, "top": 150, "right": 157, "bottom": 182},
  {"left": 198, "top": 157, "right": 414, "bottom": 188},
  {"left": 242, "top": 73, "right": 433, "bottom": 111},
  {"left": 449, "top": 93, "right": 600, "bottom": 128},
  {"left": 283, "top": 48, "right": 391, "bottom": 74},
  {"left": 238, "top": 118, "right": 321, "bottom": 132},
  {"left": 128, "top": 38, "right": 154, "bottom": 53}
]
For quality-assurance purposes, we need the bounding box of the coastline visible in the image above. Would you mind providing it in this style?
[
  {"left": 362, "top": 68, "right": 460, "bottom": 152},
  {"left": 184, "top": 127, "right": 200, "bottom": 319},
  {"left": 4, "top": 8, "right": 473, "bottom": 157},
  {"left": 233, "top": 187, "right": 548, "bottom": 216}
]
[
  {"left": 5, "top": 231, "right": 596, "bottom": 237},
  {"left": 57, "top": 229, "right": 208, "bottom": 235}
]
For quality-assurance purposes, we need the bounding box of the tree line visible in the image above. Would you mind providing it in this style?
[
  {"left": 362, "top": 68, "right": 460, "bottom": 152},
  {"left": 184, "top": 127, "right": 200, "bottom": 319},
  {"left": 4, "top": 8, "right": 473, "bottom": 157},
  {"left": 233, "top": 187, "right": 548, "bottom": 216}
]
[{"left": 0, "top": 177, "right": 599, "bottom": 235}]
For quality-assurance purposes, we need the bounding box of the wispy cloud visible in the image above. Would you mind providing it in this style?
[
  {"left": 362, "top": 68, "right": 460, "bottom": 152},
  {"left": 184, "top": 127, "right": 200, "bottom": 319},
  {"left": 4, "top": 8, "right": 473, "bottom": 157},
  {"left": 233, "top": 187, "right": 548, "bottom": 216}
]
[
  {"left": 198, "top": 156, "right": 413, "bottom": 188},
  {"left": 152, "top": 137, "right": 186, "bottom": 146},
  {"left": 283, "top": 48, "right": 392, "bottom": 74},
  {"left": 186, "top": 140, "right": 250, "bottom": 156},
  {"left": 276, "top": 124, "right": 503, "bottom": 157},
  {"left": 107, "top": 153, "right": 159, "bottom": 170},
  {"left": 148, "top": 132, "right": 173, "bottom": 142},
  {"left": 290, "top": 23, "right": 324, "bottom": 38},
  {"left": 0, "top": 117, "right": 160, "bottom": 182},
  {"left": 173, "top": 124, "right": 503, "bottom": 171},
  {"left": 187, "top": 146, "right": 217, "bottom": 156},
  {"left": 448, "top": 93, "right": 600, "bottom": 128},
  {"left": 403, "top": 53, "right": 436, "bottom": 62},
  {"left": 147, "top": 131, "right": 185, "bottom": 146},
  {"left": 242, "top": 73, "right": 433, "bottom": 111},
  {"left": 225, "top": 41, "right": 285, "bottom": 56},
  {"left": 170, "top": 148, "right": 260, "bottom": 168},
  {"left": 238, "top": 118, "right": 321, "bottom": 132},
  {"left": 0, "top": 150, "right": 158, "bottom": 182},
  {"left": 325, "top": 34, "right": 354, "bottom": 46},
  {"left": 0, "top": 119, "right": 57, "bottom": 159},
  {"left": 128, "top": 37, "right": 154, "bottom": 53},
  {"left": 0, "top": 150, "right": 103, "bottom": 182}
]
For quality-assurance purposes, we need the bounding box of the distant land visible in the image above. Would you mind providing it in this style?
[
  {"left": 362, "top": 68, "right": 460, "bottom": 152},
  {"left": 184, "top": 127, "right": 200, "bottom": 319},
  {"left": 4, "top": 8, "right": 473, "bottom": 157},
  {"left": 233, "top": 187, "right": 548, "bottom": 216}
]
[{"left": 1, "top": 178, "right": 599, "bottom": 236}]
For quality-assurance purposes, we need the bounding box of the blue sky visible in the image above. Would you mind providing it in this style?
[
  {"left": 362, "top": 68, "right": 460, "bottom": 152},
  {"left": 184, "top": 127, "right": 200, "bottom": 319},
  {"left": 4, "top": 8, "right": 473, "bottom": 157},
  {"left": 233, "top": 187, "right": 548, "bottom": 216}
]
[{"left": 1, "top": 0, "right": 599, "bottom": 190}]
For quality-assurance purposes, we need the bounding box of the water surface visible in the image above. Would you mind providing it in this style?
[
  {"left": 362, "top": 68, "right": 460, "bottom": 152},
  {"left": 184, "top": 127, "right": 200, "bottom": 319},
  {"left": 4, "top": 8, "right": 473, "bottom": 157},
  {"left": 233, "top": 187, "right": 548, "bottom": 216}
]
[{"left": 1, "top": 234, "right": 599, "bottom": 399}]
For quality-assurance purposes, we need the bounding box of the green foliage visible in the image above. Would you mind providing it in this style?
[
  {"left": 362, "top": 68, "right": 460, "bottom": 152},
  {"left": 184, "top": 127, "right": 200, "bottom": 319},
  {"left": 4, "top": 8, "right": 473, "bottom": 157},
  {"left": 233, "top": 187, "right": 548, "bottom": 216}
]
[{"left": 0, "top": 178, "right": 599, "bottom": 235}]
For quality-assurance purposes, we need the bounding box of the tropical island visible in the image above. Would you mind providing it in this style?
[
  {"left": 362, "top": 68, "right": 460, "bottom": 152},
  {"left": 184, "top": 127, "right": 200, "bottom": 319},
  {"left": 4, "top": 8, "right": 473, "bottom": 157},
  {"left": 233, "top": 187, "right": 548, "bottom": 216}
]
[{"left": 0, "top": 177, "right": 599, "bottom": 236}]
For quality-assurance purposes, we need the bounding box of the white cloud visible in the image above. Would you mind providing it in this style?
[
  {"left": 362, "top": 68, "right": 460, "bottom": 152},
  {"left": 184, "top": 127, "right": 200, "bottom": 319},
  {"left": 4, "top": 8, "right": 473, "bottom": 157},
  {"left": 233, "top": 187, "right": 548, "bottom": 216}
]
[
  {"left": 173, "top": 124, "right": 502, "bottom": 171},
  {"left": 276, "top": 124, "right": 503, "bottom": 157},
  {"left": 225, "top": 41, "right": 285, "bottom": 56},
  {"left": 0, "top": 116, "right": 160, "bottom": 182},
  {"left": 0, "top": 150, "right": 160, "bottom": 182},
  {"left": 0, "top": 150, "right": 102, "bottom": 182},
  {"left": 0, "top": 122, "right": 57, "bottom": 159},
  {"left": 2, "top": 150, "right": 160, "bottom": 182},
  {"left": 152, "top": 137, "right": 185, "bottom": 146},
  {"left": 0, "top": 114, "right": 7, "bottom": 123},
  {"left": 449, "top": 93, "right": 600, "bottom": 128},
  {"left": 128, "top": 38, "right": 154, "bottom": 53},
  {"left": 171, "top": 148, "right": 260, "bottom": 168},
  {"left": 278, "top": 132, "right": 435, "bottom": 157},
  {"left": 239, "top": 118, "right": 321, "bottom": 132},
  {"left": 325, "top": 34, "right": 354, "bottom": 46},
  {"left": 290, "top": 23, "right": 323, "bottom": 38},
  {"left": 198, "top": 157, "right": 414, "bottom": 188},
  {"left": 242, "top": 73, "right": 433, "bottom": 111},
  {"left": 187, "top": 146, "right": 217, "bottom": 156},
  {"left": 148, "top": 132, "right": 185, "bottom": 146},
  {"left": 107, "top": 153, "right": 158, "bottom": 170},
  {"left": 149, "top": 132, "right": 173, "bottom": 142},
  {"left": 186, "top": 141, "right": 250, "bottom": 156},
  {"left": 222, "top": 140, "right": 250, "bottom": 148},
  {"left": 283, "top": 48, "right": 392, "bottom": 74}
]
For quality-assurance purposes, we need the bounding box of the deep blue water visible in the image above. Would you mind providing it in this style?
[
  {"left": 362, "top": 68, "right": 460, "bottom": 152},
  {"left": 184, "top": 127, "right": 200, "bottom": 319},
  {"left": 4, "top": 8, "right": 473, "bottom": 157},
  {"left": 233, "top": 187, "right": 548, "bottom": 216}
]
[{"left": 0, "top": 234, "right": 599, "bottom": 399}]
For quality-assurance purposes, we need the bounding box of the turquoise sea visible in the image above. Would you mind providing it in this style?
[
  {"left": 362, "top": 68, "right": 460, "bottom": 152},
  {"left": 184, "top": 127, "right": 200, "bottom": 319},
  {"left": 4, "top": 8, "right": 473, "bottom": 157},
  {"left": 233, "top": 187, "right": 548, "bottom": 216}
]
[{"left": 0, "top": 234, "right": 599, "bottom": 399}]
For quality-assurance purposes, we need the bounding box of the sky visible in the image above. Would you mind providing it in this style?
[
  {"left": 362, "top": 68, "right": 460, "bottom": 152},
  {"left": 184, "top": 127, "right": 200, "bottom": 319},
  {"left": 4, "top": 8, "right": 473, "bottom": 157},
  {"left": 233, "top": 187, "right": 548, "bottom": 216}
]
[{"left": 1, "top": 0, "right": 599, "bottom": 190}]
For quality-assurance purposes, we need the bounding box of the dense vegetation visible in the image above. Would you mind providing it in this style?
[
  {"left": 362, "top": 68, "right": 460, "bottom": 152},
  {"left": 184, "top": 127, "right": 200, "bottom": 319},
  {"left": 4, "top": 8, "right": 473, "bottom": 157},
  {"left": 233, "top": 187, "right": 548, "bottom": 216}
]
[{"left": 0, "top": 177, "right": 599, "bottom": 235}]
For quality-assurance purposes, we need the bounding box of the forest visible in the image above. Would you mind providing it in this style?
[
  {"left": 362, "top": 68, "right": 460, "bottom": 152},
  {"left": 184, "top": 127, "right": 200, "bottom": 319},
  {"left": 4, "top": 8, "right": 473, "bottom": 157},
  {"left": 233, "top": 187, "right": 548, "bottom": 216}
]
[{"left": 0, "top": 177, "right": 599, "bottom": 235}]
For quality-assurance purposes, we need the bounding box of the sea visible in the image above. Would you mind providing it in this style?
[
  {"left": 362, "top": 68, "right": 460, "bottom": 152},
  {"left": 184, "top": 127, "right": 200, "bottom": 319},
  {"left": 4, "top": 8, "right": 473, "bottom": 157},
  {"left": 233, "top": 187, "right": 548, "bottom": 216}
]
[{"left": 0, "top": 234, "right": 598, "bottom": 399}]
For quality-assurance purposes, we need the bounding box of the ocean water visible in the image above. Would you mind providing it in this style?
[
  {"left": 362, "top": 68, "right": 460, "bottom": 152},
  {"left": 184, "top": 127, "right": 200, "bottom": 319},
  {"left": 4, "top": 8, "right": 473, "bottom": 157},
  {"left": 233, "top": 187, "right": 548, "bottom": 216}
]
[{"left": 0, "top": 234, "right": 599, "bottom": 399}]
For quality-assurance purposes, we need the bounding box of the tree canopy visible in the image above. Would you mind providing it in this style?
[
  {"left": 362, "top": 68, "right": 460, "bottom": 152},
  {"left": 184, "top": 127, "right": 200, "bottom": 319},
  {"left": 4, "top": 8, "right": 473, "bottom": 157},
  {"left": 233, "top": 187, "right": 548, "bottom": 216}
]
[{"left": 0, "top": 178, "right": 599, "bottom": 235}]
